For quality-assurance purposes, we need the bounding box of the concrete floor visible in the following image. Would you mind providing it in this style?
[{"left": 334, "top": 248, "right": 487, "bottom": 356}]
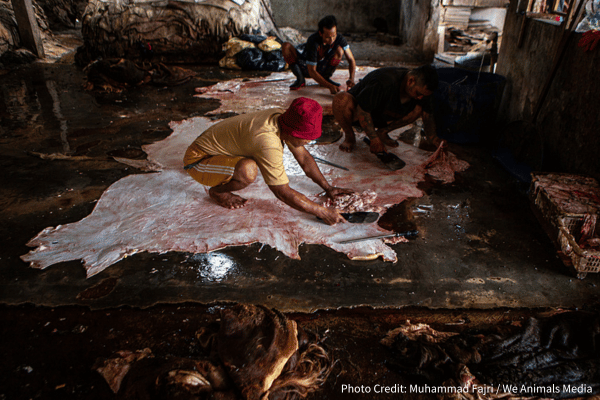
[
  {"left": 2, "top": 33, "right": 600, "bottom": 400},
  {"left": 1, "top": 44, "right": 599, "bottom": 313}
]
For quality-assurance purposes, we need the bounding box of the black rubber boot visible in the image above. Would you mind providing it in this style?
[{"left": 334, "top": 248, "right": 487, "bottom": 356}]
[{"left": 289, "top": 64, "right": 305, "bottom": 90}]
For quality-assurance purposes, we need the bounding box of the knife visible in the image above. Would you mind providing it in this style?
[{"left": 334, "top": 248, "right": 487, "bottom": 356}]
[
  {"left": 337, "top": 230, "right": 418, "bottom": 244},
  {"left": 363, "top": 137, "right": 406, "bottom": 170},
  {"left": 312, "top": 156, "right": 349, "bottom": 171},
  {"left": 318, "top": 211, "right": 379, "bottom": 224}
]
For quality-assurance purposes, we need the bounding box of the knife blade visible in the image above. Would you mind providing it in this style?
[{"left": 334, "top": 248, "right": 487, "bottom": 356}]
[
  {"left": 312, "top": 156, "right": 349, "bottom": 171},
  {"left": 337, "top": 230, "right": 418, "bottom": 244}
]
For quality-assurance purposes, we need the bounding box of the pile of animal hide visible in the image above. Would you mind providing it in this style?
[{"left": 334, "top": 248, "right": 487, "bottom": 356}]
[
  {"left": 382, "top": 310, "right": 600, "bottom": 399},
  {"left": 95, "top": 304, "right": 332, "bottom": 400},
  {"left": 35, "top": 0, "right": 83, "bottom": 29},
  {"left": 83, "top": 58, "right": 197, "bottom": 92},
  {"left": 420, "top": 139, "right": 469, "bottom": 183},
  {"left": 532, "top": 173, "right": 600, "bottom": 216},
  {"left": 76, "top": 0, "right": 278, "bottom": 66}
]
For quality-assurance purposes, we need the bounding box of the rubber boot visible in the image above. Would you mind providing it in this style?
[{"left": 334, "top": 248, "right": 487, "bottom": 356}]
[{"left": 289, "top": 64, "right": 305, "bottom": 90}]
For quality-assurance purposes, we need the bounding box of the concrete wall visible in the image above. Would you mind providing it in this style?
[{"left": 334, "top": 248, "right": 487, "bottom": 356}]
[
  {"left": 399, "top": 0, "right": 441, "bottom": 60},
  {"left": 270, "top": 0, "right": 399, "bottom": 34},
  {"left": 496, "top": 0, "right": 600, "bottom": 178}
]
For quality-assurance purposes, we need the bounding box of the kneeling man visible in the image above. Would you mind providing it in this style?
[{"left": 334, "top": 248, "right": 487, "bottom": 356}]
[{"left": 184, "top": 97, "right": 352, "bottom": 225}]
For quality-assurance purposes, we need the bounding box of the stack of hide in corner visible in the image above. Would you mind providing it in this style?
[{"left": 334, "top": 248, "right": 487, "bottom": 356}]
[
  {"left": 76, "top": 0, "right": 278, "bottom": 65},
  {"left": 382, "top": 310, "right": 600, "bottom": 399},
  {"left": 95, "top": 304, "right": 332, "bottom": 400}
]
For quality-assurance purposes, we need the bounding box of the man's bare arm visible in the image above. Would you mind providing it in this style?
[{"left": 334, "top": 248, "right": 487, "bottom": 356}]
[
  {"left": 377, "top": 106, "right": 423, "bottom": 136},
  {"left": 307, "top": 65, "right": 340, "bottom": 94},
  {"left": 268, "top": 184, "right": 345, "bottom": 225},
  {"left": 287, "top": 143, "right": 353, "bottom": 198},
  {"left": 344, "top": 48, "right": 357, "bottom": 87},
  {"left": 422, "top": 111, "right": 441, "bottom": 146}
]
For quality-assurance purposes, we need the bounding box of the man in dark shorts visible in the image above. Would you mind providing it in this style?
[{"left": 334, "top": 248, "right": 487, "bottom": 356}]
[
  {"left": 281, "top": 15, "right": 356, "bottom": 94},
  {"left": 332, "top": 65, "right": 441, "bottom": 154}
]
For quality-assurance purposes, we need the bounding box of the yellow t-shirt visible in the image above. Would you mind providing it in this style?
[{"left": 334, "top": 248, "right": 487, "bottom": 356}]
[{"left": 186, "top": 108, "right": 289, "bottom": 186}]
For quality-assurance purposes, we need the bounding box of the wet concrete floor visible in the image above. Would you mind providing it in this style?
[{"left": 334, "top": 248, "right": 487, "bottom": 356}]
[
  {"left": 1, "top": 60, "right": 598, "bottom": 311},
  {"left": 1, "top": 42, "right": 599, "bottom": 399}
]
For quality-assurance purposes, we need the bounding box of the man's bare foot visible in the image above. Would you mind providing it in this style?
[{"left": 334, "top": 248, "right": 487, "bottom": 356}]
[
  {"left": 379, "top": 132, "right": 399, "bottom": 147},
  {"left": 209, "top": 189, "right": 248, "bottom": 209},
  {"left": 339, "top": 139, "right": 355, "bottom": 153},
  {"left": 368, "top": 137, "right": 387, "bottom": 154}
]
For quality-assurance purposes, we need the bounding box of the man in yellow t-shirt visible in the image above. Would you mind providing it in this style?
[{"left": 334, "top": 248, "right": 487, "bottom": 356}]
[{"left": 183, "top": 97, "right": 352, "bottom": 225}]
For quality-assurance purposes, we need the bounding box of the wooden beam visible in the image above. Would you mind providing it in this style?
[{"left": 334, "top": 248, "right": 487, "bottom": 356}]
[{"left": 10, "top": 0, "right": 45, "bottom": 58}]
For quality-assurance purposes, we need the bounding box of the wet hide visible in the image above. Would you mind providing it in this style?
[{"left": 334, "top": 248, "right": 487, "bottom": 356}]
[
  {"left": 95, "top": 304, "right": 332, "bottom": 400},
  {"left": 77, "top": 0, "right": 278, "bottom": 65},
  {"left": 382, "top": 311, "right": 600, "bottom": 399},
  {"left": 83, "top": 58, "right": 196, "bottom": 92}
]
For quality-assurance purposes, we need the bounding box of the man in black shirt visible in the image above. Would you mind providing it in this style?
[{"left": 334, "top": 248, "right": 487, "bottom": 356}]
[
  {"left": 332, "top": 65, "right": 441, "bottom": 154},
  {"left": 281, "top": 15, "right": 356, "bottom": 94}
]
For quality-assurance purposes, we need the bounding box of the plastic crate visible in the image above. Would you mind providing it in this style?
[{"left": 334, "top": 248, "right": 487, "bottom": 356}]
[
  {"left": 557, "top": 218, "right": 600, "bottom": 279},
  {"left": 530, "top": 172, "right": 600, "bottom": 228}
]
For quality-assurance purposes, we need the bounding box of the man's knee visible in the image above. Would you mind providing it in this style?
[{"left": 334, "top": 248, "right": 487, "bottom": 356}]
[
  {"left": 234, "top": 158, "right": 258, "bottom": 184},
  {"left": 332, "top": 92, "right": 356, "bottom": 121},
  {"left": 281, "top": 42, "right": 297, "bottom": 64}
]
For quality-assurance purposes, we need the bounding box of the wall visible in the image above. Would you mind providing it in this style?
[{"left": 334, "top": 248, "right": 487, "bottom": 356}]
[
  {"left": 399, "top": 0, "right": 441, "bottom": 60},
  {"left": 470, "top": 7, "right": 507, "bottom": 30},
  {"left": 496, "top": 0, "right": 600, "bottom": 177},
  {"left": 270, "top": 0, "right": 399, "bottom": 34}
]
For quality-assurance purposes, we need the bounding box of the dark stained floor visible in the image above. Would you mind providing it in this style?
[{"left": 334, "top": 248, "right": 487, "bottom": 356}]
[
  {"left": 1, "top": 34, "right": 599, "bottom": 399},
  {"left": 1, "top": 60, "right": 598, "bottom": 311}
]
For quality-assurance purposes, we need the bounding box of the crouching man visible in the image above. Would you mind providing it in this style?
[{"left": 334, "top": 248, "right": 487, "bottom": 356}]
[
  {"left": 183, "top": 97, "right": 352, "bottom": 225},
  {"left": 281, "top": 15, "right": 356, "bottom": 93},
  {"left": 333, "top": 65, "right": 441, "bottom": 154}
]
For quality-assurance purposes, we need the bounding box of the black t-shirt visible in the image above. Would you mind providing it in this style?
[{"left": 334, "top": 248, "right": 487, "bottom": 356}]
[
  {"left": 303, "top": 31, "right": 349, "bottom": 65},
  {"left": 348, "top": 67, "right": 433, "bottom": 128}
]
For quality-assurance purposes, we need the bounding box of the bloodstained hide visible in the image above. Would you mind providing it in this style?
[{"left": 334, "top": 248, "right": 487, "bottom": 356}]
[
  {"left": 21, "top": 79, "right": 468, "bottom": 278},
  {"left": 193, "top": 68, "right": 376, "bottom": 115}
]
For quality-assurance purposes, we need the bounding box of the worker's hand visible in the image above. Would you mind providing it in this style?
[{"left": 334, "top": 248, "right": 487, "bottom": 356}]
[
  {"left": 318, "top": 207, "right": 347, "bottom": 225},
  {"left": 346, "top": 79, "right": 355, "bottom": 89},
  {"left": 325, "top": 186, "right": 354, "bottom": 199},
  {"left": 428, "top": 135, "right": 443, "bottom": 148},
  {"left": 329, "top": 85, "right": 341, "bottom": 94}
]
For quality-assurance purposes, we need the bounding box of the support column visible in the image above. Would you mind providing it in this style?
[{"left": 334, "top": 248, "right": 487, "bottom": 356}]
[{"left": 10, "top": 0, "right": 45, "bottom": 58}]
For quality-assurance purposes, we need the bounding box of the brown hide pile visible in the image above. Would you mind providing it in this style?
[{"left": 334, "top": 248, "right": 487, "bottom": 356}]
[
  {"left": 382, "top": 311, "right": 600, "bottom": 400},
  {"left": 77, "top": 0, "right": 278, "bottom": 65},
  {"left": 83, "top": 58, "right": 197, "bottom": 92},
  {"left": 95, "top": 304, "right": 332, "bottom": 400}
]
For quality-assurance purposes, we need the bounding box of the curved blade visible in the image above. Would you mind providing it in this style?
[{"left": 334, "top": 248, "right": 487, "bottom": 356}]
[{"left": 341, "top": 212, "right": 380, "bottom": 223}]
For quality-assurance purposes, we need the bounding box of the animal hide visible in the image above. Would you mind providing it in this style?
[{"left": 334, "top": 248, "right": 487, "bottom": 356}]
[
  {"left": 21, "top": 76, "right": 468, "bottom": 278},
  {"left": 95, "top": 304, "right": 332, "bottom": 400},
  {"left": 193, "top": 68, "right": 376, "bottom": 115},
  {"left": 382, "top": 311, "right": 600, "bottom": 399}
]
